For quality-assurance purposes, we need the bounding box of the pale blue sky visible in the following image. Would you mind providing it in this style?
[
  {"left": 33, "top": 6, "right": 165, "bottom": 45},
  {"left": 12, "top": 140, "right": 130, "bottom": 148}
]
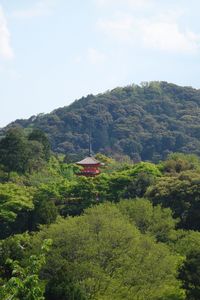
[{"left": 0, "top": 0, "right": 200, "bottom": 126}]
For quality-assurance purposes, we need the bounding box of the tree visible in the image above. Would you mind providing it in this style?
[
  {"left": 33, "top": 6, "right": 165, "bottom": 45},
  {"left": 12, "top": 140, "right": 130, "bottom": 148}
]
[
  {"left": 107, "top": 173, "right": 132, "bottom": 201},
  {"left": 146, "top": 171, "right": 200, "bottom": 230},
  {"left": 172, "top": 230, "right": 200, "bottom": 300},
  {"left": 0, "top": 183, "right": 34, "bottom": 238},
  {"left": 0, "top": 128, "right": 29, "bottom": 173},
  {"left": 0, "top": 128, "right": 51, "bottom": 174},
  {"left": 160, "top": 153, "right": 200, "bottom": 174},
  {"left": 28, "top": 129, "right": 51, "bottom": 161},
  {"left": 27, "top": 141, "right": 46, "bottom": 173},
  {"left": 30, "top": 203, "right": 185, "bottom": 300},
  {"left": 45, "top": 266, "right": 87, "bottom": 300},
  {"left": 60, "top": 177, "right": 98, "bottom": 216},
  {"left": 30, "top": 193, "right": 58, "bottom": 231},
  {"left": 0, "top": 239, "right": 52, "bottom": 300},
  {"left": 179, "top": 250, "right": 200, "bottom": 300},
  {"left": 3, "top": 82, "right": 200, "bottom": 161},
  {"left": 117, "top": 198, "right": 177, "bottom": 242}
]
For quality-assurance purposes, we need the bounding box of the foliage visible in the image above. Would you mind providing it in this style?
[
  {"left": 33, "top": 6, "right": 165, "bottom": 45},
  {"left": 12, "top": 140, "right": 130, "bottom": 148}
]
[
  {"left": 0, "top": 239, "right": 52, "bottom": 300},
  {"left": 179, "top": 250, "right": 200, "bottom": 300},
  {"left": 30, "top": 196, "right": 58, "bottom": 231},
  {"left": 104, "top": 162, "right": 161, "bottom": 201},
  {"left": 44, "top": 266, "right": 87, "bottom": 300},
  {"left": 29, "top": 203, "right": 185, "bottom": 300},
  {"left": 4, "top": 81, "right": 200, "bottom": 161},
  {"left": 1, "top": 141, "right": 200, "bottom": 299},
  {"left": 170, "top": 230, "right": 200, "bottom": 300},
  {"left": 117, "top": 198, "right": 177, "bottom": 242},
  {"left": 160, "top": 153, "right": 200, "bottom": 174},
  {"left": 0, "top": 128, "right": 30, "bottom": 173},
  {"left": 146, "top": 171, "right": 200, "bottom": 230},
  {"left": 0, "top": 128, "right": 50, "bottom": 174},
  {"left": 28, "top": 129, "right": 51, "bottom": 161},
  {"left": 0, "top": 183, "right": 34, "bottom": 238}
]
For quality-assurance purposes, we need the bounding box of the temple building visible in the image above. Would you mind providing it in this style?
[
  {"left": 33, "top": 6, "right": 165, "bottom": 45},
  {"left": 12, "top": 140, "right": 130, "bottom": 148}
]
[{"left": 76, "top": 156, "right": 101, "bottom": 177}]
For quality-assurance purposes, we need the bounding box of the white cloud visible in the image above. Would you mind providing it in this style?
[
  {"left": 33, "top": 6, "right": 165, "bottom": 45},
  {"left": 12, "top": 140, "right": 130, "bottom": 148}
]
[
  {"left": 0, "top": 6, "right": 14, "bottom": 60},
  {"left": 74, "top": 48, "right": 106, "bottom": 65},
  {"left": 98, "top": 16, "right": 134, "bottom": 42},
  {"left": 87, "top": 48, "right": 106, "bottom": 64},
  {"left": 95, "top": 0, "right": 153, "bottom": 9},
  {"left": 12, "top": 0, "right": 57, "bottom": 19},
  {"left": 140, "top": 20, "right": 200, "bottom": 54},
  {"left": 98, "top": 13, "right": 200, "bottom": 54}
]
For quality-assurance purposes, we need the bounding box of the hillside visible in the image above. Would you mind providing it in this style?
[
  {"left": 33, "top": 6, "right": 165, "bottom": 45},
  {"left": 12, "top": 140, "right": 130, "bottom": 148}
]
[{"left": 3, "top": 81, "right": 200, "bottom": 161}]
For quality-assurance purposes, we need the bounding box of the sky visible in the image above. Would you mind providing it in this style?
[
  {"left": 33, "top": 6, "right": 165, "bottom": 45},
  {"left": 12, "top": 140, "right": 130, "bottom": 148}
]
[{"left": 0, "top": 0, "right": 200, "bottom": 127}]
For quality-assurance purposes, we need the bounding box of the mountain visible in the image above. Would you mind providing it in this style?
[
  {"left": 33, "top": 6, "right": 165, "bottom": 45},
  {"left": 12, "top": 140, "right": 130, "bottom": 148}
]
[{"left": 2, "top": 81, "right": 200, "bottom": 162}]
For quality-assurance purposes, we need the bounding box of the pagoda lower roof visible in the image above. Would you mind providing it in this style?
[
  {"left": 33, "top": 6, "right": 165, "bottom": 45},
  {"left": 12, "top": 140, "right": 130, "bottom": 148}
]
[{"left": 76, "top": 156, "right": 101, "bottom": 165}]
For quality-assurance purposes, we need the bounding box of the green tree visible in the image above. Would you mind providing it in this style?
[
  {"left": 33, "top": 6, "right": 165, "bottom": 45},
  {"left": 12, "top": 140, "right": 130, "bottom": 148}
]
[
  {"left": 45, "top": 266, "right": 87, "bottom": 300},
  {"left": 172, "top": 230, "right": 200, "bottom": 300},
  {"left": 0, "top": 239, "right": 52, "bottom": 300},
  {"left": 30, "top": 193, "right": 58, "bottom": 231},
  {"left": 179, "top": 250, "right": 200, "bottom": 300},
  {"left": 27, "top": 141, "right": 46, "bottom": 173},
  {"left": 28, "top": 129, "right": 51, "bottom": 161},
  {"left": 60, "top": 177, "right": 98, "bottom": 216},
  {"left": 30, "top": 203, "right": 185, "bottom": 300},
  {"left": 146, "top": 171, "right": 200, "bottom": 230},
  {"left": 0, "top": 128, "right": 29, "bottom": 173},
  {"left": 0, "top": 183, "right": 34, "bottom": 238},
  {"left": 0, "top": 128, "right": 51, "bottom": 174},
  {"left": 117, "top": 198, "right": 177, "bottom": 242},
  {"left": 4, "top": 82, "right": 200, "bottom": 161},
  {"left": 160, "top": 153, "right": 200, "bottom": 174}
]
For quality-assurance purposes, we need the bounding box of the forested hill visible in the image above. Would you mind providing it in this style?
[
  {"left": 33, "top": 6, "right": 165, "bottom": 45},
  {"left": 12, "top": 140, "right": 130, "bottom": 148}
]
[{"left": 3, "top": 81, "right": 200, "bottom": 161}]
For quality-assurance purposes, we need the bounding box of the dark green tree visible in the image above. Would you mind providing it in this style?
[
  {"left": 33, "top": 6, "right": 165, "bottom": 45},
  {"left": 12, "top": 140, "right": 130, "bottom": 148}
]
[
  {"left": 45, "top": 266, "right": 87, "bottom": 300},
  {"left": 179, "top": 250, "right": 200, "bottom": 300},
  {"left": 30, "top": 197, "right": 58, "bottom": 231},
  {"left": 0, "top": 128, "right": 29, "bottom": 173},
  {"left": 146, "top": 171, "right": 200, "bottom": 230},
  {"left": 28, "top": 129, "right": 51, "bottom": 161}
]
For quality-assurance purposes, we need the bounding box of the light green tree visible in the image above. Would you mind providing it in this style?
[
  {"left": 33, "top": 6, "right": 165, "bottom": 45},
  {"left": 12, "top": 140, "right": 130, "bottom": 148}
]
[
  {"left": 117, "top": 198, "right": 177, "bottom": 242},
  {"left": 0, "top": 182, "right": 34, "bottom": 238},
  {"left": 31, "top": 203, "right": 185, "bottom": 300}
]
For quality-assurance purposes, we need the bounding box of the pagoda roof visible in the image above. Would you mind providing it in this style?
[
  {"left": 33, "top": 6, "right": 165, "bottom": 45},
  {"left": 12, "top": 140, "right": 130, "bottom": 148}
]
[{"left": 76, "top": 156, "right": 101, "bottom": 165}]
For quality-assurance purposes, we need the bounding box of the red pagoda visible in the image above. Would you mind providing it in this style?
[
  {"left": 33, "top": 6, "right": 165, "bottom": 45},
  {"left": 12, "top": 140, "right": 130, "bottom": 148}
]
[
  {"left": 76, "top": 156, "right": 101, "bottom": 177},
  {"left": 76, "top": 131, "right": 103, "bottom": 177}
]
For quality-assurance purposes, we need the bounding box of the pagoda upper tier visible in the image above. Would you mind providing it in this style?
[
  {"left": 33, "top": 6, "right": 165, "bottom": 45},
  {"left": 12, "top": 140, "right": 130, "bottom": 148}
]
[{"left": 76, "top": 156, "right": 102, "bottom": 177}]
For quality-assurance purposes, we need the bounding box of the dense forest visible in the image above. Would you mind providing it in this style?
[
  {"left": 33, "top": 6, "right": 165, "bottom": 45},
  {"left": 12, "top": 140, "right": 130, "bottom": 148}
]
[
  {"left": 2, "top": 81, "right": 200, "bottom": 162},
  {"left": 1, "top": 127, "right": 200, "bottom": 299}
]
